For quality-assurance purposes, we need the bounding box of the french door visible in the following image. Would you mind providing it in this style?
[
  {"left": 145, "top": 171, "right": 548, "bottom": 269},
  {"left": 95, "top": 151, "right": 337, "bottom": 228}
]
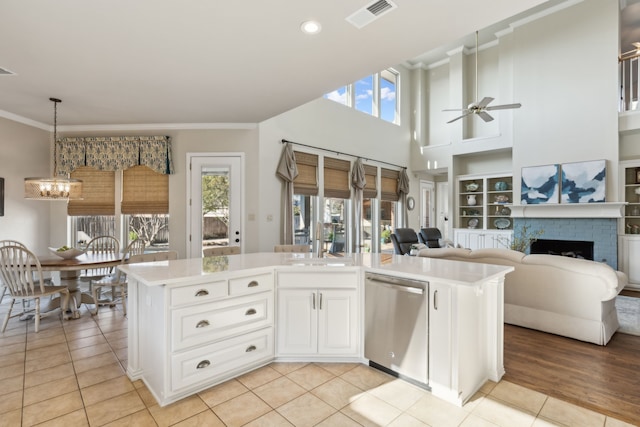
[{"left": 188, "top": 154, "right": 243, "bottom": 258}]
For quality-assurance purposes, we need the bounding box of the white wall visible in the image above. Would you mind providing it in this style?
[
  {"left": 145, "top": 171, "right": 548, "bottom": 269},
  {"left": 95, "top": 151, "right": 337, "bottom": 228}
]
[{"left": 0, "top": 117, "right": 53, "bottom": 251}]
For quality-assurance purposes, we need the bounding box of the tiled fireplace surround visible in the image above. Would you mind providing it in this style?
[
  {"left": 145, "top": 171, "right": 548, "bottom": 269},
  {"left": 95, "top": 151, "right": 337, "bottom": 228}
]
[{"left": 509, "top": 203, "right": 625, "bottom": 270}]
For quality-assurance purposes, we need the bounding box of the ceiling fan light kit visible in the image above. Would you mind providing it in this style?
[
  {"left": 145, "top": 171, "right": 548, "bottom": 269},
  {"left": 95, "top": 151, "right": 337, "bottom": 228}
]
[{"left": 444, "top": 31, "right": 521, "bottom": 124}]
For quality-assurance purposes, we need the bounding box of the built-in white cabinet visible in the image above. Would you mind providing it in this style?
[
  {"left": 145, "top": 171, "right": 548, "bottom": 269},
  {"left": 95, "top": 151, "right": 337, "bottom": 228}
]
[
  {"left": 618, "top": 161, "right": 640, "bottom": 289},
  {"left": 618, "top": 235, "right": 640, "bottom": 290},
  {"left": 130, "top": 270, "right": 275, "bottom": 406},
  {"left": 276, "top": 270, "right": 359, "bottom": 359},
  {"left": 455, "top": 173, "right": 513, "bottom": 249}
]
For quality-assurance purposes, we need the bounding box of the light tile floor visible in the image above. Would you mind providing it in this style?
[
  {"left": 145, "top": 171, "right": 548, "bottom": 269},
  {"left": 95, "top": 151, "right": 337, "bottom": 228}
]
[{"left": 0, "top": 301, "right": 635, "bottom": 427}]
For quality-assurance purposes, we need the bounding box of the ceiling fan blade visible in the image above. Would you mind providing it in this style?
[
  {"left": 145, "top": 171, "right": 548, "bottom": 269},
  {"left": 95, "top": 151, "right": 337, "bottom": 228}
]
[
  {"left": 485, "top": 102, "right": 522, "bottom": 111},
  {"left": 477, "top": 111, "right": 494, "bottom": 122},
  {"left": 442, "top": 108, "right": 467, "bottom": 112},
  {"left": 477, "top": 97, "right": 494, "bottom": 108},
  {"left": 446, "top": 112, "right": 471, "bottom": 123}
]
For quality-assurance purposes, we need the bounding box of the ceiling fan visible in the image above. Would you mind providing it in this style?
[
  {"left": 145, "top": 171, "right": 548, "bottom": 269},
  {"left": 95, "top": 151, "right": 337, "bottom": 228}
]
[{"left": 443, "top": 31, "right": 521, "bottom": 124}]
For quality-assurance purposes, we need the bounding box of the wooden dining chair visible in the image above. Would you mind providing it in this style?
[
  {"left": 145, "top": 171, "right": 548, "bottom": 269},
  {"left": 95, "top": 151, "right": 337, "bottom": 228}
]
[
  {"left": 203, "top": 246, "right": 240, "bottom": 256},
  {"left": 88, "top": 238, "right": 145, "bottom": 316},
  {"left": 0, "top": 245, "right": 70, "bottom": 332},
  {"left": 0, "top": 240, "right": 53, "bottom": 306},
  {"left": 80, "top": 236, "right": 120, "bottom": 282}
]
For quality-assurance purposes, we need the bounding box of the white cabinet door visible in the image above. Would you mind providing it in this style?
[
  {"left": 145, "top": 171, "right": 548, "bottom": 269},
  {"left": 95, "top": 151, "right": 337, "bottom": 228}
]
[
  {"left": 619, "top": 235, "right": 640, "bottom": 286},
  {"left": 277, "top": 289, "right": 317, "bottom": 354},
  {"left": 454, "top": 229, "right": 482, "bottom": 250},
  {"left": 317, "top": 289, "right": 358, "bottom": 355},
  {"left": 428, "top": 282, "right": 452, "bottom": 392}
]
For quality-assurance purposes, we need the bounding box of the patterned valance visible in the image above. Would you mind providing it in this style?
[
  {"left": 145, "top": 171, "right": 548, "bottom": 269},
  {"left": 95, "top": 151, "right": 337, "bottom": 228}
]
[{"left": 56, "top": 136, "right": 174, "bottom": 175}]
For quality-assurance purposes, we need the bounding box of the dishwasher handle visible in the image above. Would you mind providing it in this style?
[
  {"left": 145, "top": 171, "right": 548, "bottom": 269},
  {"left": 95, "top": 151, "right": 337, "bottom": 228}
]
[{"left": 367, "top": 277, "right": 424, "bottom": 295}]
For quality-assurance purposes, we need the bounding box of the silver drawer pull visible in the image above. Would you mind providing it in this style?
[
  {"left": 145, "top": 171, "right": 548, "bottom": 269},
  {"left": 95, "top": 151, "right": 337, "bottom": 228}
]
[
  {"left": 196, "top": 360, "right": 211, "bottom": 369},
  {"left": 246, "top": 345, "right": 257, "bottom": 352},
  {"left": 245, "top": 308, "right": 257, "bottom": 316},
  {"left": 196, "top": 320, "right": 210, "bottom": 328},
  {"left": 247, "top": 280, "right": 259, "bottom": 287},
  {"left": 195, "top": 289, "right": 209, "bottom": 297}
]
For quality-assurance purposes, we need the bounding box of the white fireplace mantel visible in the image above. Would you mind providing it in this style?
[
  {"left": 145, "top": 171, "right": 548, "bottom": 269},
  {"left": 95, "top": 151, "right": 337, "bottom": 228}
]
[{"left": 510, "top": 202, "right": 626, "bottom": 219}]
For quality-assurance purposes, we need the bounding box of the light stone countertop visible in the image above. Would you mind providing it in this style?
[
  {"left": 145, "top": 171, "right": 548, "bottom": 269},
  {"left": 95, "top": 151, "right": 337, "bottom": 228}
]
[{"left": 119, "top": 252, "right": 513, "bottom": 287}]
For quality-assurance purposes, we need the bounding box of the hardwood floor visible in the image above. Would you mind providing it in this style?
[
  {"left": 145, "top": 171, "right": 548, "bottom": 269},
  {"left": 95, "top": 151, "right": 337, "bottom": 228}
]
[{"left": 504, "top": 307, "right": 640, "bottom": 425}]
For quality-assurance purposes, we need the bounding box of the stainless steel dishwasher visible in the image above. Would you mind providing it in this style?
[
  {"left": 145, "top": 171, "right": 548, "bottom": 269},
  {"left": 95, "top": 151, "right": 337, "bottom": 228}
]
[{"left": 365, "top": 272, "right": 429, "bottom": 387}]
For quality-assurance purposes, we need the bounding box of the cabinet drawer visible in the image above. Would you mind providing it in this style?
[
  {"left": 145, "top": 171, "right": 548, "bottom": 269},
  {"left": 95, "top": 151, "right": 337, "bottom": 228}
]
[
  {"left": 172, "top": 293, "right": 273, "bottom": 351},
  {"left": 171, "top": 328, "right": 274, "bottom": 392},
  {"left": 277, "top": 271, "right": 358, "bottom": 289},
  {"left": 170, "top": 280, "right": 228, "bottom": 307},
  {"left": 229, "top": 272, "right": 273, "bottom": 296}
]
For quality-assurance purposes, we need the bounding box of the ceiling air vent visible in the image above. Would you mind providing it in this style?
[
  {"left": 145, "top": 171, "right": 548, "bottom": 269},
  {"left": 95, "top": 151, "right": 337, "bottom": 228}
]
[
  {"left": 346, "top": 0, "right": 397, "bottom": 29},
  {"left": 0, "top": 67, "right": 16, "bottom": 76}
]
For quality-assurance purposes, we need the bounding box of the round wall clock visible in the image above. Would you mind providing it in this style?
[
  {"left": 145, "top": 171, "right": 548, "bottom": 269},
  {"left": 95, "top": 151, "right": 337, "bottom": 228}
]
[{"left": 407, "top": 196, "right": 415, "bottom": 211}]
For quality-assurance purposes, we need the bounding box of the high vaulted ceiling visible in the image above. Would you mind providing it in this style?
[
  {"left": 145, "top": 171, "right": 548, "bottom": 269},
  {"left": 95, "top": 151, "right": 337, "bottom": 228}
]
[{"left": 0, "top": 0, "right": 560, "bottom": 127}]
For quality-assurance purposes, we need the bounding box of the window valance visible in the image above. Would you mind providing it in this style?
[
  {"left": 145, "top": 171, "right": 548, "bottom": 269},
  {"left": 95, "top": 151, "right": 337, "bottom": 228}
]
[{"left": 56, "top": 136, "right": 174, "bottom": 175}]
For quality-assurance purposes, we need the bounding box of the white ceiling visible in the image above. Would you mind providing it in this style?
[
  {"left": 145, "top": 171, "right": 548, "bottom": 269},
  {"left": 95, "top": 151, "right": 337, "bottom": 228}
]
[{"left": 0, "top": 0, "right": 566, "bottom": 127}]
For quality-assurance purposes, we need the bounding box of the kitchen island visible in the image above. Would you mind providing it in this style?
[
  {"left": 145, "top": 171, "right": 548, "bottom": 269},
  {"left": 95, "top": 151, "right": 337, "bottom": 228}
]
[{"left": 120, "top": 252, "right": 513, "bottom": 407}]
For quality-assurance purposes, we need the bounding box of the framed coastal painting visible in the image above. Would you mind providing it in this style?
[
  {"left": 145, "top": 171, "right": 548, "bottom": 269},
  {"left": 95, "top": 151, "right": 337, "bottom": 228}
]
[
  {"left": 521, "top": 164, "right": 559, "bottom": 204},
  {"left": 560, "top": 160, "right": 606, "bottom": 203}
]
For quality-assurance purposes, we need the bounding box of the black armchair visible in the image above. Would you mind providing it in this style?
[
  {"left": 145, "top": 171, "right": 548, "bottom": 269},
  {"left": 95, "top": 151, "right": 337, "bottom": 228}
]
[
  {"left": 390, "top": 228, "right": 419, "bottom": 255},
  {"left": 418, "top": 228, "right": 442, "bottom": 248}
]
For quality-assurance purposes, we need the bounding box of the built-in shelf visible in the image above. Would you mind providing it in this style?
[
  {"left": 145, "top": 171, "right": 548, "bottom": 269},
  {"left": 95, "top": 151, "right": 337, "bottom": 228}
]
[{"left": 509, "top": 202, "right": 626, "bottom": 219}]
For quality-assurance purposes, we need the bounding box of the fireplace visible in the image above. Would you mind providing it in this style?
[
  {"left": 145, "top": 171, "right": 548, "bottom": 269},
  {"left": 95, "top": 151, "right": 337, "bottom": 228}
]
[{"left": 530, "top": 239, "right": 594, "bottom": 260}]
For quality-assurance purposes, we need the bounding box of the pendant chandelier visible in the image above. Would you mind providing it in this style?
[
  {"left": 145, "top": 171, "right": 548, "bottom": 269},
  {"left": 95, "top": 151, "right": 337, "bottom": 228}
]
[{"left": 24, "top": 98, "right": 82, "bottom": 201}]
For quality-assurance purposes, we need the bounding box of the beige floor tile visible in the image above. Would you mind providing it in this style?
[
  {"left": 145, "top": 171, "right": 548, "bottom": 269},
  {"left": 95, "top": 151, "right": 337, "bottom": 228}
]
[
  {"left": 367, "top": 378, "right": 427, "bottom": 411},
  {"left": 72, "top": 350, "right": 119, "bottom": 373},
  {"left": 605, "top": 417, "right": 638, "bottom": 427},
  {"left": 26, "top": 326, "right": 65, "bottom": 340},
  {"left": 23, "top": 375, "right": 79, "bottom": 406},
  {"left": 0, "top": 350, "right": 25, "bottom": 366},
  {"left": 460, "top": 413, "right": 502, "bottom": 426},
  {"left": 277, "top": 393, "right": 337, "bottom": 427},
  {"left": 286, "top": 363, "right": 335, "bottom": 390},
  {"left": 198, "top": 379, "right": 249, "bottom": 408},
  {"left": 26, "top": 333, "right": 66, "bottom": 350},
  {"left": 0, "top": 361, "right": 24, "bottom": 381},
  {"left": 213, "top": 391, "right": 272, "bottom": 427},
  {"left": 317, "top": 411, "right": 363, "bottom": 427},
  {"left": 269, "top": 361, "right": 309, "bottom": 376},
  {"left": 70, "top": 342, "right": 111, "bottom": 361},
  {"left": 253, "top": 375, "right": 306, "bottom": 408},
  {"left": 0, "top": 341, "right": 30, "bottom": 357},
  {"left": 538, "top": 397, "right": 607, "bottom": 427},
  {"left": 341, "top": 392, "right": 402, "bottom": 427},
  {"left": 114, "top": 346, "right": 127, "bottom": 361},
  {"left": 489, "top": 380, "right": 547, "bottom": 415},
  {"left": 67, "top": 334, "right": 108, "bottom": 350},
  {"left": 387, "top": 413, "right": 430, "bottom": 427},
  {"left": 135, "top": 383, "right": 160, "bottom": 407},
  {"left": 311, "top": 377, "right": 365, "bottom": 410},
  {"left": 340, "top": 364, "right": 393, "bottom": 390},
  {"left": 25, "top": 342, "right": 68, "bottom": 361},
  {"left": 80, "top": 375, "right": 135, "bottom": 406},
  {"left": 108, "top": 336, "right": 128, "bottom": 350},
  {"left": 236, "top": 365, "right": 282, "bottom": 389},
  {"left": 0, "top": 334, "right": 26, "bottom": 347},
  {"left": 470, "top": 396, "right": 538, "bottom": 427},
  {"left": 103, "top": 329, "right": 128, "bottom": 343},
  {"left": 170, "top": 409, "right": 225, "bottom": 427},
  {"left": 0, "top": 390, "right": 22, "bottom": 415},
  {"left": 76, "top": 361, "right": 125, "bottom": 388},
  {"left": 64, "top": 326, "right": 101, "bottom": 341},
  {"left": 244, "top": 410, "right": 295, "bottom": 427},
  {"left": 25, "top": 350, "right": 71, "bottom": 373},
  {"left": 24, "top": 362, "right": 75, "bottom": 388},
  {"left": 0, "top": 374, "right": 24, "bottom": 396},
  {"left": 407, "top": 393, "right": 470, "bottom": 427},
  {"left": 33, "top": 408, "right": 89, "bottom": 427},
  {"left": 22, "top": 390, "right": 84, "bottom": 426},
  {"left": 102, "top": 409, "right": 157, "bottom": 427},
  {"left": 0, "top": 408, "right": 21, "bottom": 426},
  {"left": 85, "top": 390, "right": 145, "bottom": 426},
  {"left": 148, "top": 394, "right": 208, "bottom": 427},
  {"left": 314, "top": 362, "right": 359, "bottom": 376}
]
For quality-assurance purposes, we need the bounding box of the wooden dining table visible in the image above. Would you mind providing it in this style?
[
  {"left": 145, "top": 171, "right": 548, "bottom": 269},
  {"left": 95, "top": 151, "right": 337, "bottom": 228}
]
[{"left": 36, "top": 252, "right": 124, "bottom": 318}]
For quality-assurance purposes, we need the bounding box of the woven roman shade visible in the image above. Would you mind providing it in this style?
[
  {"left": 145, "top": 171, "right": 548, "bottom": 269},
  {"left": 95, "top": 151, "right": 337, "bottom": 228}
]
[
  {"left": 381, "top": 168, "right": 400, "bottom": 201},
  {"left": 293, "top": 151, "right": 319, "bottom": 196},
  {"left": 324, "top": 157, "right": 351, "bottom": 199},
  {"left": 363, "top": 164, "right": 378, "bottom": 199},
  {"left": 67, "top": 167, "right": 116, "bottom": 216},
  {"left": 122, "top": 165, "right": 169, "bottom": 214}
]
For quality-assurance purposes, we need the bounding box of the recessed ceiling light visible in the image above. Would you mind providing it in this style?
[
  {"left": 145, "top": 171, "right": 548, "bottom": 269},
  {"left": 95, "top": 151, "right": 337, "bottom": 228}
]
[{"left": 300, "top": 20, "right": 321, "bottom": 34}]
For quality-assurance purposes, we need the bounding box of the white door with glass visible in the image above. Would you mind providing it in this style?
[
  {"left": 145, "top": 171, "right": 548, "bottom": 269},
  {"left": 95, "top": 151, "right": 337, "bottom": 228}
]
[{"left": 188, "top": 154, "right": 243, "bottom": 258}]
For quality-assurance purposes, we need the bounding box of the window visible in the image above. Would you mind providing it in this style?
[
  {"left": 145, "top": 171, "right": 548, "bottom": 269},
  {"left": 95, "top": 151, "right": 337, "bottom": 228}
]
[
  {"left": 324, "top": 68, "right": 399, "bottom": 125},
  {"left": 380, "top": 168, "right": 400, "bottom": 253}
]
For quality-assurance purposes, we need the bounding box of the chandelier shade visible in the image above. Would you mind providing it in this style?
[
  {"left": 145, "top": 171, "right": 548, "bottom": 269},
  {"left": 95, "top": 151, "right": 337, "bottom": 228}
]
[{"left": 24, "top": 98, "right": 83, "bottom": 201}]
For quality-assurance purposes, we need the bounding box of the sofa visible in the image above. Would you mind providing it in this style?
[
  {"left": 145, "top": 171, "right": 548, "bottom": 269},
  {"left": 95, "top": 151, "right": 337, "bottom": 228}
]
[{"left": 417, "top": 248, "right": 627, "bottom": 345}]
